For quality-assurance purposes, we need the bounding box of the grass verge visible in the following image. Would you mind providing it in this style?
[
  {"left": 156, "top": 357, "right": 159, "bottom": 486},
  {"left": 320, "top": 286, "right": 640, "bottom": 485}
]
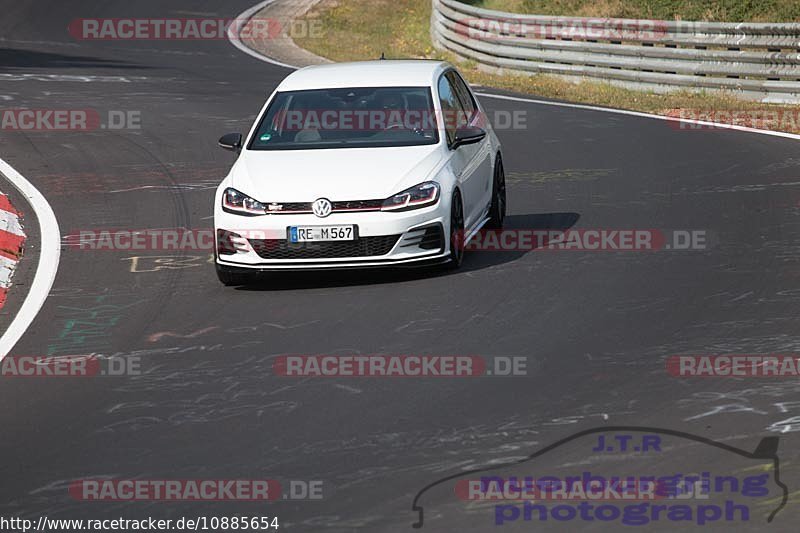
[{"left": 296, "top": 0, "right": 800, "bottom": 134}]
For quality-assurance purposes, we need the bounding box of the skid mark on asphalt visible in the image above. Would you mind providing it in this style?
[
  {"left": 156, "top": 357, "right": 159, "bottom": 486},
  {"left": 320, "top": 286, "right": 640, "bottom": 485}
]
[
  {"left": 90, "top": 351, "right": 309, "bottom": 431},
  {"left": 107, "top": 401, "right": 157, "bottom": 414},
  {"left": 394, "top": 318, "right": 446, "bottom": 333},
  {"left": 108, "top": 181, "right": 218, "bottom": 193},
  {"left": 147, "top": 326, "right": 219, "bottom": 343},
  {"left": 758, "top": 157, "right": 800, "bottom": 174},
  {"left": 688, "top": 180, "right": 800, "bottom": 194},
  {"left": 678, "top": 389, "right": 800, "bottom": 433},
  {"left": 226, "top": 320, "right": 321, "bottom": 332},
  {"left": 0, "top": 74, "right": 179, "bottom": 83},
  {"left": 97, "top": 400, "right": 300, "bottom": 433},
  {"left": 685, "top": 404, "right": 769, "bottom": 421},
  {"left": 333, "top": 384, "right": 362, "bottom": 394},
  {"left": 506, "top": 168, "right": 615, "bottom": 184},
  {"left": 37, "top": 166, "right": 224, "bottom": 196}
]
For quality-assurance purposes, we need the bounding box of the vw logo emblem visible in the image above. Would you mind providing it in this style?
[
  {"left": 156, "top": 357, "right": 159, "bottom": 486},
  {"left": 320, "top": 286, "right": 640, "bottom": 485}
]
[{"left": 312, "top": 198, "right": 332, "bottom": 218}]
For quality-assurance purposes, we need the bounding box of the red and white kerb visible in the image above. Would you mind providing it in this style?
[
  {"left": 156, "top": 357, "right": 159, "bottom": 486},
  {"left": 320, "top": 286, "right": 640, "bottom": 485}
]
[{"left": 0, "top": 193, "right": 25, "bottom": 308}]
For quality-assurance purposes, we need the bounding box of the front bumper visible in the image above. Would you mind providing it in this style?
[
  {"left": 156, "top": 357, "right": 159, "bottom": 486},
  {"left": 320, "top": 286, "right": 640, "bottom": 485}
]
[{"left": 215, "top": 206, "right": 448, "bottom": 270}]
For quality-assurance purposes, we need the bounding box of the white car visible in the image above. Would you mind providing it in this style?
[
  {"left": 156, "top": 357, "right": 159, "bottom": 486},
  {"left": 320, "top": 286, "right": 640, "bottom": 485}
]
[{"left": 214, "top": 60, "right": 505, "bottom": 285}]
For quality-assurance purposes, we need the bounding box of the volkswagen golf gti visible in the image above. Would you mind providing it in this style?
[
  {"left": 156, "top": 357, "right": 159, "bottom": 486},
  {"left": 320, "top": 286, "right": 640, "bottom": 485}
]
[{"left": 214, "top": 60, "right": 505, "bottom": 285}]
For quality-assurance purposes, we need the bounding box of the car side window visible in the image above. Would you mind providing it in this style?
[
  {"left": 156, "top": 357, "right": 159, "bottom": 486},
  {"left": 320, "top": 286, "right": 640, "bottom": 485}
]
[
  {"left": 437, "top": 74, "right": 466, "bottom": 147},
  {"left": 447, "top": 71, "right": 477, "bottom": 123}
]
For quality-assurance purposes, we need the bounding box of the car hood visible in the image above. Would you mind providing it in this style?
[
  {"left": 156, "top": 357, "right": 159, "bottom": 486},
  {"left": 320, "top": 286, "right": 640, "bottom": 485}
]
[{"left": 229, "top": 145, "right": 444, "bottom": 202}]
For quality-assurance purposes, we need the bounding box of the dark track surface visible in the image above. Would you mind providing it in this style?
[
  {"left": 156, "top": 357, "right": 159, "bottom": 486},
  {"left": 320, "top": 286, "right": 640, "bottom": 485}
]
[{"left": 0, "top": 1, "right": 799, "bottom": 531}]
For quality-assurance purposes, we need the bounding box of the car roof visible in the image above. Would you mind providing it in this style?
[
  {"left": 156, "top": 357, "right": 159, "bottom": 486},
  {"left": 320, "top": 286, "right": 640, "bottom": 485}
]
[{"left": 275, "top": 60, "right": 452, "bottom": 91}]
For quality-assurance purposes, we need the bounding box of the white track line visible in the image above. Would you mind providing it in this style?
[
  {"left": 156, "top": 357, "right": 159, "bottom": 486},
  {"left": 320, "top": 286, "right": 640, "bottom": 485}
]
[
  {"left": 227, "top": 0, "right": 299, "bottom": 70},
  {"left": 474, "top": 92, "right": 800, "bottom": 141},
  {"left": 0, "top": 157, "right": 61, "bottom": 360},
  {"left": 229, "top": 1, "right": 800, "bottom": 142}
]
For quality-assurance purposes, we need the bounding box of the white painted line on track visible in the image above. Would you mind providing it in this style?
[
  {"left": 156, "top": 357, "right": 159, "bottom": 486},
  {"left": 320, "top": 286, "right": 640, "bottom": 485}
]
[
  {"left": 475, "top": 92, "right": 800, "bottom": 141},
  {"left": 227, "top": 0, "right": 299, "bottom": 70},
  {"left": 0, "top": 157, "right": 61, "bottom": 360}
]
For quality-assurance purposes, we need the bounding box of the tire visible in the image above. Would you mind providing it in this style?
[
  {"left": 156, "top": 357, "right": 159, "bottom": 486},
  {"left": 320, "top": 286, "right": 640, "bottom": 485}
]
[
  {"left": 216, "top": 262, "right": 256, "bottom": 286},
  {"left": 487, "top": 154, "right": 506, "bottom": 229},
  {"left": 447, "top": 191, "right": 465, "bottom": 269}
]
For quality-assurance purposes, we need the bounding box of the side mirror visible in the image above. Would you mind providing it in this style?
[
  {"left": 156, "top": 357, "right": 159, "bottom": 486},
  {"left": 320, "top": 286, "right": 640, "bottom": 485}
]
[
  {"left": 218, "top": 132, "right": 243, "bottom": 153},
  {"left": 452, "top": 126, "right": 486, "bottom": 149}
]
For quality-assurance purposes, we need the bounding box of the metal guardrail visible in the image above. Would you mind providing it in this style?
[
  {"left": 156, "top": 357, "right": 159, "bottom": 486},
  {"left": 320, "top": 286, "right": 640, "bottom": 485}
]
[{"left": 431, "top": 0, "right": 800, "bottom": 102}]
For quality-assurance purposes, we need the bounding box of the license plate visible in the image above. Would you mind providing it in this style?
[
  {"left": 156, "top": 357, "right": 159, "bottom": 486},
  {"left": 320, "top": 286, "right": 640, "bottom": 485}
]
[{"left": 289, "top": 225, "right": 356, "bottom": 243}]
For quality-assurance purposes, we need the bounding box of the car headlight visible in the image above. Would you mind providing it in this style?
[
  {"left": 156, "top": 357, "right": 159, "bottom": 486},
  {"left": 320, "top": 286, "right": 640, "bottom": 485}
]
[
  {"left": 381, "top": 182, "right": 440, "bottom": 212},
  {"left": 222, "top": 187, "right": 267, "bottom": 215}
]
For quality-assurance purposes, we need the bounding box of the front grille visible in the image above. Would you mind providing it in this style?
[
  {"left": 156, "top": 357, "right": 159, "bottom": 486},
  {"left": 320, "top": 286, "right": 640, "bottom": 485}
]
[
  {"left": 332, "top": 199, "right": 383, "bottom": 211},
  {"left": 264, "top": 199, "right": 383, "bottom": 214},
  {"left": 249, "top": 235, "right": 401, "bottom": 259}
]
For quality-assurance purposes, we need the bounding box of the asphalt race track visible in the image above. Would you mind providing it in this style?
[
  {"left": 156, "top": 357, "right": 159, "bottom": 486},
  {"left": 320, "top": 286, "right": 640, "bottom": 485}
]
[{"left": 0, "top": 1, "right": 799, "bottom": 531}]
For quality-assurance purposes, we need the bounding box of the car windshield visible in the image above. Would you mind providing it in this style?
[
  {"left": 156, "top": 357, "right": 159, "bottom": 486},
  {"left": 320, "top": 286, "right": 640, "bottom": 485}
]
[{"left": 247, "top": 86, "right": 440, "bottom": 150}]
